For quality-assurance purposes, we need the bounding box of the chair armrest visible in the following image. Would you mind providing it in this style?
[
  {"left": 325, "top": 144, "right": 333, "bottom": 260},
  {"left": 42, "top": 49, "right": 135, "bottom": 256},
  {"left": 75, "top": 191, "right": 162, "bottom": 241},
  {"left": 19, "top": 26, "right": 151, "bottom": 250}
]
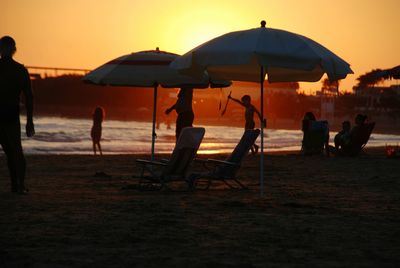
[
  {"left": 136, "top": 159, "right": 168, "bottom": 166},
  {"left": 207, "top": 158, "right": 239, "bottom": 166}
]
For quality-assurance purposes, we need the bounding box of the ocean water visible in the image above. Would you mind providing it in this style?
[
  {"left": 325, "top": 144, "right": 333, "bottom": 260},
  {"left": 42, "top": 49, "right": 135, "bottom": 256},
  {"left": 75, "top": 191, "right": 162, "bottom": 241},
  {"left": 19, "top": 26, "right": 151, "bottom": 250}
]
[{"left": 14, "top": 116, "right": 400, "bottom": 155}]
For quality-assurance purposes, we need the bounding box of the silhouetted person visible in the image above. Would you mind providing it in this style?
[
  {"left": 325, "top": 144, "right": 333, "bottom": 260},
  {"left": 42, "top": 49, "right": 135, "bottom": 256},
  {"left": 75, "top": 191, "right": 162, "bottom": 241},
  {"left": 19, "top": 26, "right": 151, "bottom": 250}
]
[
  {"left": 301, "top": 111, "right": 316, "bottom": 132},
  {"left": 350, "top": 114, "right": 367, "bottom": 139},
  {"left": 91, "top": 106, "right": 104, "bottom": 155},
  {"left": 330, "top": 114, "right": 369, "bottom": 156},
  {"left": 334, "top": 120, "right": 351, "bottom": 151},
  {"left": 301, "top": 111, "right": 329, "bottom": 155},
  {"left": 229, "top": 94, "right": 263, "bottom": 154},
  {"left": 0, "top": 36, "right": 34, "bottom": 194},
  {"left": 165, "top": 87, "right": 194, "bottom": 141}
]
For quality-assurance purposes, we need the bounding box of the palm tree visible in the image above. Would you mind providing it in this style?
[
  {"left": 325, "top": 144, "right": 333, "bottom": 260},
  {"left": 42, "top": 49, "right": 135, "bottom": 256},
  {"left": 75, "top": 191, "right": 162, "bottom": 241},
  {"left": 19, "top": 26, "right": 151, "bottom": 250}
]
[{"left": 321, "top": 78, "right": 339, "bottom": 96}]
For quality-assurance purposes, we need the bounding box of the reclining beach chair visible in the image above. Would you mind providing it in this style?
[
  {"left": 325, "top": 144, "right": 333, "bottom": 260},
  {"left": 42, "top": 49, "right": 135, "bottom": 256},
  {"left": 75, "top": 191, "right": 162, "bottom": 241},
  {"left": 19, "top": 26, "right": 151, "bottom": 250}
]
[
  {"left": 189, "top": 129, "right": 260, "bottom": 190},
  {"left": 301, "top": 120, "right": 329, "bottom": 156},
  {"left": 134, "top": 127, "right": 205, "bottom": 190},
  {"left": 340, "top": 122, "right": 375, "bottom": 156}
]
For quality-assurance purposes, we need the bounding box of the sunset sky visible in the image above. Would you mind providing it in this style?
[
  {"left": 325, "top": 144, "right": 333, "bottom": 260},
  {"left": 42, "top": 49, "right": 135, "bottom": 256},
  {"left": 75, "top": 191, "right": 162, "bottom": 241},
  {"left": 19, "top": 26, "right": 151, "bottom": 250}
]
[{"left": 1, "top": 0, "right": 399, "bottom": 93}]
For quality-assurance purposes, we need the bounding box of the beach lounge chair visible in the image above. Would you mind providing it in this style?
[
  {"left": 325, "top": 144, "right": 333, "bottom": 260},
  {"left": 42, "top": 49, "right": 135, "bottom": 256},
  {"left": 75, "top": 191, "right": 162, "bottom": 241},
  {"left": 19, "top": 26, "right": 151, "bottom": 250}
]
[
  {"left": 189, "top": 129, "right": 260, "bottom": 190},
  {"left": 339, "top": 122, "right": 375, "bottom": 156},
  {"left": 301, "top": 120, "right": 329, "bottom": 155},
  {"left": 134, "top": 127, "right": 205, "bottom": 190}
]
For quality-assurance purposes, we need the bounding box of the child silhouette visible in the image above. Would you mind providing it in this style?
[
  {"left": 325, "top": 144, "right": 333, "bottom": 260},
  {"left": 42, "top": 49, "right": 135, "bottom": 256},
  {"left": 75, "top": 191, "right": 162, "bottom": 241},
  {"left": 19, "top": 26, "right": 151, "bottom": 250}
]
[
  {"left": 229, "top": 94, "right": 263, "bottom": 154},
  {"left": 91, "top": 107, "right": 105, "bottom": 155}
]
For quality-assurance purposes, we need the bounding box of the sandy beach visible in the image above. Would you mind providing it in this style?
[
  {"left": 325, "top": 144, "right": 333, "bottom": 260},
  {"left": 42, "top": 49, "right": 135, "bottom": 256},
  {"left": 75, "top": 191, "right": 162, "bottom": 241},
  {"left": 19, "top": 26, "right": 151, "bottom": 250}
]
[{"left": 0, "top": 149, "right": 399, "bottom": 267}]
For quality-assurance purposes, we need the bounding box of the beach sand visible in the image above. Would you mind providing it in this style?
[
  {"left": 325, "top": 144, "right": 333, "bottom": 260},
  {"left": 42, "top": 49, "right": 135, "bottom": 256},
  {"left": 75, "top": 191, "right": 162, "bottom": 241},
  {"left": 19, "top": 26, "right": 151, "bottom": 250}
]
[{"left": 0, "top": 149, "right": 399, "bottom": 267}]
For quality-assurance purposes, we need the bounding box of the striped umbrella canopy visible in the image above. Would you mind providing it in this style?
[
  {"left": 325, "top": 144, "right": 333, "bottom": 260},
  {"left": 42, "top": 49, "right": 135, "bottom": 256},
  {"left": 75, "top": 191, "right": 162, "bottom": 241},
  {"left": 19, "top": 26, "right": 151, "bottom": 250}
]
[
  {"left": 83, "top": 48, "right": 230, "bottom": 159},
  {"left": 83, "top": 48, "right": 229, "bottom": 88}
]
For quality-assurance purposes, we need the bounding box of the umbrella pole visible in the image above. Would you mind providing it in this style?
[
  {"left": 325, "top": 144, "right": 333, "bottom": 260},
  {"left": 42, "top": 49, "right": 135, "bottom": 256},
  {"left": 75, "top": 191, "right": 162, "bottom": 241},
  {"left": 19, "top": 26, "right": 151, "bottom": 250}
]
[
  {"left": 151, "top": 84, "right": 158, "bottom": 161},
  {"left": 260, "top": 66, "right": 264, "bottom": 196}
]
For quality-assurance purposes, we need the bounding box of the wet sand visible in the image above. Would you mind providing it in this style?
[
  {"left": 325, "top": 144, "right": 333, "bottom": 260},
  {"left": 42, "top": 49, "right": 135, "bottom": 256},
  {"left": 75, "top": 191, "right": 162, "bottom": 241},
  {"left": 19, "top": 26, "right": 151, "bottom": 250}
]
[{"left": 0, "top": 149, "right": 399, "bottom": 267}]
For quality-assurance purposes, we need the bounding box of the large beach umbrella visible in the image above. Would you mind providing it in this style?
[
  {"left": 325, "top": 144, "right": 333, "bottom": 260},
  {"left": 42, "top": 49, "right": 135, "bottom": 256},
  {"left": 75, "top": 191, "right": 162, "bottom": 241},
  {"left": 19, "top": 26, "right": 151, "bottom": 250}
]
[
  {"left": 171, "top": 21, "right": 353, "bottom": 195},
  {"left": 83, "top": 48, "right": 230, "bottom": 159}
]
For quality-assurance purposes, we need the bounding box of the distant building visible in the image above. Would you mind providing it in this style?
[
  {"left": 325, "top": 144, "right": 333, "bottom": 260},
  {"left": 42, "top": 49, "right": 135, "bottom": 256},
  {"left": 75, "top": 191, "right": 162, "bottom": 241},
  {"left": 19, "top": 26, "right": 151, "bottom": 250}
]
[
  {"left": 320, "top": 95, "right": 335, "bottom": 122},
  {"left": 232, "top": 81, "right": 299, "bottom": 98},
  {"left": 190, "top": 81, "right": 299, "bottom": 104},
  {"left": 353, "top": 86, "right": 386, "bottom": 96},
  {"left": 352, "top": 85, "right": 400, "bottom": 111},
  {"left": 353, "top": 85, "right": 400, "bottom": 97},
  {"left": 266, "top": 83, "right": 299, "bottom": 95},
  {"left": 318, "top": 83, "right": 338, "bottom": 123}
]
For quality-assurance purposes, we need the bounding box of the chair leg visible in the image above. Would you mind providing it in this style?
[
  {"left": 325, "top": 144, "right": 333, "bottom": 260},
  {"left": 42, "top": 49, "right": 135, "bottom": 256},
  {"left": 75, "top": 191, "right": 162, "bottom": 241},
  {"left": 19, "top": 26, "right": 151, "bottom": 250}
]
[
  {"left": 131, "top": 164, "right": 163, "bottom": 191},
  {"left": 190, "top": 179, "right": 212, "bottom": 191},
  {"left": 193, "top": 178, "right": 212, "bottom": 190},
  {"left": 232, "top": 179, "right": 248, "bottom": 190},
  {"left": 222, "top": 180, "right": 236, "bottom": 189},
  {"left": 138, "top": 180, "right": 163, "bottom": 191},
  {"left": 222, "top": 179, "right": 248, "bottom": 190},
  {"left": 140, "top": 165, "right": 145, "bottom": 177},
  {"left": 186, "top": 173, "right": 210, "bottom": 190}
]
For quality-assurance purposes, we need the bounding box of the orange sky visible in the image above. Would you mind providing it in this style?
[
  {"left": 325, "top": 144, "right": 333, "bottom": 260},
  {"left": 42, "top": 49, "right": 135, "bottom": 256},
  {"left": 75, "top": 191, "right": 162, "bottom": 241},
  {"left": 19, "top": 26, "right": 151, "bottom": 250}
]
[{"left": 1, "top": 0, "right": 399, "bottom": 93}]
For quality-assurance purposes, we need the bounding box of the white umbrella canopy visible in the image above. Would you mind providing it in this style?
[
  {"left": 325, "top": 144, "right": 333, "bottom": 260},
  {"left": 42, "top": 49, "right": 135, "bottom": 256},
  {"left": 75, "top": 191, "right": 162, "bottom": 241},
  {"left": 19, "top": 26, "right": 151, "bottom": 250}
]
[
  {"left": 171, "top": 21, "right": 353, "bottom": 195},
  {"left": 83, "top": 48, "right": 230, "bottom": 159},
  {"left": 171, "top": 21, "right": 353, "bottom": 83}
]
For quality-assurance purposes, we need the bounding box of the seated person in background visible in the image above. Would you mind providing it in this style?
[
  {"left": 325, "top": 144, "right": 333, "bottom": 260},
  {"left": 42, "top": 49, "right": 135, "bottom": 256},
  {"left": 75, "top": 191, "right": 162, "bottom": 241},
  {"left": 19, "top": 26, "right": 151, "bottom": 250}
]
[
  {"left": 330, "top": 114, "right": 374, "bottom": 156},
  {"left": 334, "top": 120, "right": 351, "bottom": 151},
  {"left": 350, "top": 114, "right": 368, "bottom": 139},
  {"left": 301, "top": 112, "right": 329, "bottom": 156},
  {"left": 301, "top": 112, "right": 316, "bottom": 133}
]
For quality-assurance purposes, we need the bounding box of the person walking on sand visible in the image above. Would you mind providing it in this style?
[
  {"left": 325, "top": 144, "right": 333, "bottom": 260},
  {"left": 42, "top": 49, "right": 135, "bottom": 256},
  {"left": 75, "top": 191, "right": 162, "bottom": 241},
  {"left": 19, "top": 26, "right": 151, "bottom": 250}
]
[
  {"left": 0, "top": 36, "right": 35, "bottom": 194},
  {"left": 91, "top": 106, "right": 105, "bottom": 155},
  {"left": 165, "top": 87, "right": 194, "bottom": 141},
  {"left": 229, "top": 94, "right": 263, "bottom": 154}
]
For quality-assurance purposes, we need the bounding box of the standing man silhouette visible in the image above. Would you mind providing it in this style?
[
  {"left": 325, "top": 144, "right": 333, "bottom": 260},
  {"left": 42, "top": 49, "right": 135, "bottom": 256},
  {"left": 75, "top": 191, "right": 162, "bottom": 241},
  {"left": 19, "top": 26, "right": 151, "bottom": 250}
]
[
  {"left": 0, "top": 36, "right": 35, "bottom": 194},
  {"left": 165, "top": 87, "right": 194, "bottom": 141}
]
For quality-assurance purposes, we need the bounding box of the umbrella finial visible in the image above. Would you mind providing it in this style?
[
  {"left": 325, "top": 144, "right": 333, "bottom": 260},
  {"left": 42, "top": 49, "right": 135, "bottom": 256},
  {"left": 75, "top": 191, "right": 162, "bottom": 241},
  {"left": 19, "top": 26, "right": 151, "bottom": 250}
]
[
  {"left": 156, "top": 47, "right": 160, "bottom": 52},
  {"left": 261, "top": 20, "right": 266, "bottom": 28}
]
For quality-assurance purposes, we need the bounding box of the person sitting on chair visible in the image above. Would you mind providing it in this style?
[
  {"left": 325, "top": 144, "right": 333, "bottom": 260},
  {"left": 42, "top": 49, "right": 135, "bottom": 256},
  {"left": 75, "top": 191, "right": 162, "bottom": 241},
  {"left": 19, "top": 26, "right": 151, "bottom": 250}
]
[
  {"left": 330, "top": 114, "right": 372, "bottom": 156},
  {"left": 350, "top": 114, "right": 368, "bottom": 140},
  {"left": 301, "top": 112, "right": 329, "bottom": 156},
  {"left": 334, "top": 120, "right": 351, "bottom": 151}
]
